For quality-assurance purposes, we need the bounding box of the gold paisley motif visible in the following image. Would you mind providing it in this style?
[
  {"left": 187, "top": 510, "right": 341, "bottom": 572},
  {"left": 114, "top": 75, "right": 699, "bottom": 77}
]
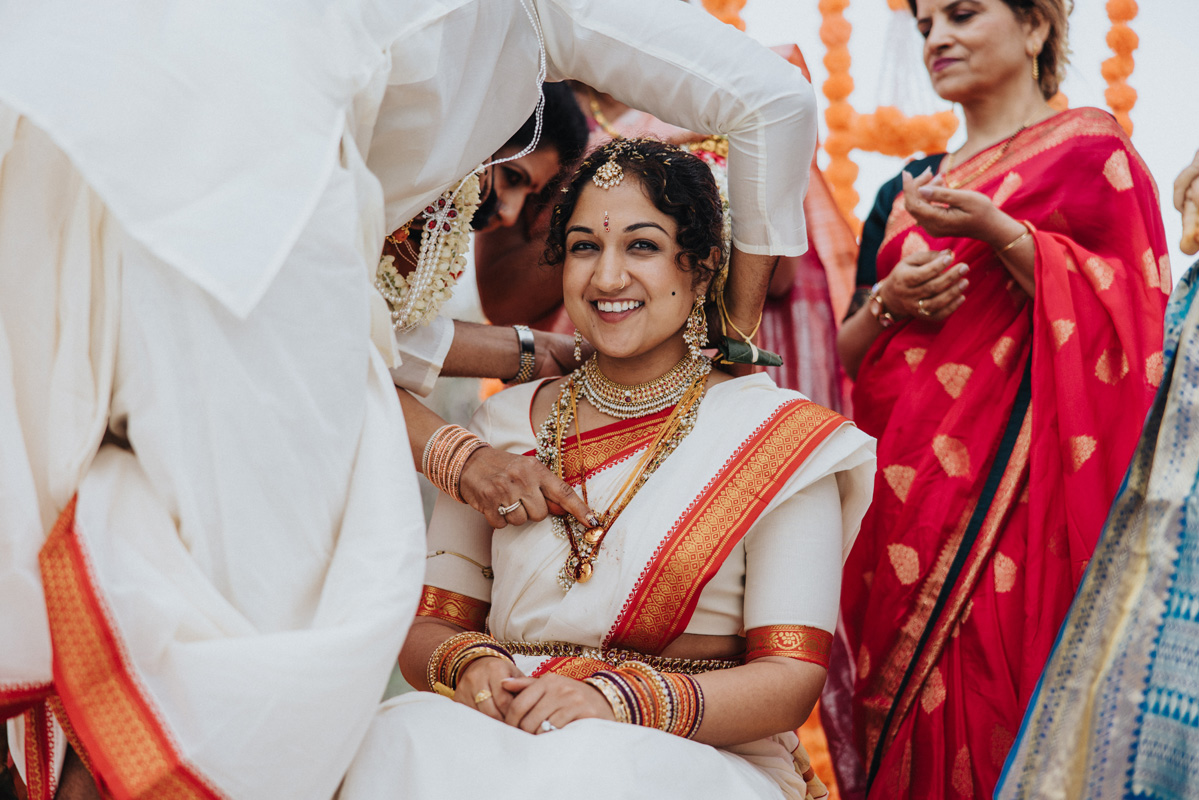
[
  {"left": 952, "top": 746, "right": 974, "bottom": 797},
  {"left": 991, "top": 171, "right": 1023, "bottom": 208},
  {"left": 1064, "top": 251, "right": 1080, "bottom": 273},
  {"left": 887, "top": 543, "right": 922, "bottom": 586},
  {"left": 1142, "top": 249, "right": 1161, "bottom": 289},
  {"left": 991, "top": 337, "right": 1016, "bottom": 369},
  {"left": 991, "top": 725, "right": 1016, "bottom": 769},
  {"left": 993, "top": 552, "right": 1018, "bottom": 593},
  {"left": 933, "top": 434, "right": 971, "bottom": 478},
  {"left": 935, "top": 363, "right": 973, "bottom": 399},
  {"left": 901, "top": 232, "right": 930, "bottom": 259},
  {"left": 904, "top": 348, "right": 927, "bottom": 371},
  {"left": 1051, "top": 319, "right": 1076, "bottom": 350},
  {"left": 1147, "top": 351, "right": 1165, "bottom": 387},
  {"left": 1103, "top": 149, "right": 1134, "bottom": 191},
  {"left": 1083, "top": 257, "right": 1115, "bottom": 291},
  {"left": 1159, "top": 254, "right": 1173, "bottom": 291},
  {"left": 920, "top": 666, "right": 947, "bottom": 713},
  {"left": 883, "top": 465, "right": 917, "bottom": 503},
  {"left": 1095, "top": 348, "right": 1130, "bottom": 385},
  {"left": 858, "top": 645, "right": 871, "bottom": 680},
  {"left": 1069, "top": 435, "right": 1098, "bottom": 471}
]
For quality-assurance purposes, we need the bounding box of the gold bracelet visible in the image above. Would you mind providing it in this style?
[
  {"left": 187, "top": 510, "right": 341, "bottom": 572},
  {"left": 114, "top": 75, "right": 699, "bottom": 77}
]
[{"left": 997, "top": 228, "right": 1031, "bottom": 255}]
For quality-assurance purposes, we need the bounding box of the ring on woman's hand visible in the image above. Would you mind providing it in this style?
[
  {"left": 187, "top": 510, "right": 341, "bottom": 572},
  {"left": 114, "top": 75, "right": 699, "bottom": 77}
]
[
  {"left": 539, "top": 720, "right": 557, "bottom": 733},
  {"left": 498, "top": 500, "right": 522, "bottom": 516},
  {"left": 918, "top": 298, "right": 930, "bottom": 317},
  {"left": 473, "top": 689, "right": 492, "bottom": 705}
]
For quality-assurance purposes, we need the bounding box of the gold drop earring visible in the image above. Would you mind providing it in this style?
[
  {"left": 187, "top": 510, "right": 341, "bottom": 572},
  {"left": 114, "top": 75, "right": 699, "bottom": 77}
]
[{"left": 682, "top": 296, "right": 707, "bottom": 361}]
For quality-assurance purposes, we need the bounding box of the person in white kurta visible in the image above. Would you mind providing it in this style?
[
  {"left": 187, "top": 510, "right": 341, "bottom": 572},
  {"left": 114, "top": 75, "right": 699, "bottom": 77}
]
[{"left": 0, "top": 2, "right": 815, "bottom": 798}]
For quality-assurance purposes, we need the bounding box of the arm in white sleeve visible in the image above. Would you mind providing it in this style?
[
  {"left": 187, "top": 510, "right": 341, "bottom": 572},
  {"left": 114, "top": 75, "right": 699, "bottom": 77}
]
[
  {"left": 538, "top": 0, "right": 818, "bottom": 256},
  {"left": 389, "top": 313, "right": 455, "bottom": 397},
  {"left": 423, "top": 401, "right": 495, "bottom": 602},
  {"left": 743, "top": 474, "right": 844, "bottom": 633}
]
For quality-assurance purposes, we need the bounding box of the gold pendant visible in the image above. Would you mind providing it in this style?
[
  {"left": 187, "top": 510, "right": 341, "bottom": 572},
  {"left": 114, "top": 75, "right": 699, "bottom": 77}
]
[
  {"left": 576, "top": 562, "right": 594, "bottom": 583},
  {"left": 583, "top": 527, "right": 604, "bottom": 545}
]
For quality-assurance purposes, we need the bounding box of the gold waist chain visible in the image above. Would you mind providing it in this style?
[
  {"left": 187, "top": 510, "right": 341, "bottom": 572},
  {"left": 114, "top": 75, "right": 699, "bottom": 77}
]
[{"left": 500, "top": 640, "right": 741, "bottom": 675}]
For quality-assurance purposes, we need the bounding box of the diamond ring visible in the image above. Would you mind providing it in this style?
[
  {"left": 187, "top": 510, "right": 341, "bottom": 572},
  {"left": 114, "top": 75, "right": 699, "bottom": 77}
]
[
  {"left": 473, "top": 689, "right": 492, "bottom": 705},
  {"left": 498, "top": 500, "right": 522, "bottom": 516},
  {"left": 539, "top": 720, "right": 557, "bottom": 733}
]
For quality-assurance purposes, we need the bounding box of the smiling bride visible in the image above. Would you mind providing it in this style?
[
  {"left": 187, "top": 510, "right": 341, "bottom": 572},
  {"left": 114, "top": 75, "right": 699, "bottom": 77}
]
[{"left": 338, "top": 138, "right": 876, "bottom": 800}]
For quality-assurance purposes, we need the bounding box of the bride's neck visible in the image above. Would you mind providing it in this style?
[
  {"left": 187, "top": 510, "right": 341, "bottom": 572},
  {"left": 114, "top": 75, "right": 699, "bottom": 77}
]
[{"left": 594, "top": 346, "right": 689, "bottom": 387}]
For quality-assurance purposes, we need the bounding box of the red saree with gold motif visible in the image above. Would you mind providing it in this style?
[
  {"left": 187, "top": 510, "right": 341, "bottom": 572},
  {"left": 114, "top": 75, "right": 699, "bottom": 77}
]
[{"left": 837, "top": 108, "right": 1170, "bottom": 799}]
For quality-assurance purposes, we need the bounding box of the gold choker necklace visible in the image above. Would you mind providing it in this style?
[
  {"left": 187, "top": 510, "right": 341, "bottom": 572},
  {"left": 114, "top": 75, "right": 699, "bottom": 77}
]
[{"left": 580, "top": 355, "right": 709, "bottom": 420}]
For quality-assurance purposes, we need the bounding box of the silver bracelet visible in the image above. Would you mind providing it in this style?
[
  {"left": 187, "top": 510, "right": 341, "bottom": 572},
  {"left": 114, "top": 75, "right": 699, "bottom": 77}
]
[{"left": 511, "top": 325, "right": 536, "bottom": 383}]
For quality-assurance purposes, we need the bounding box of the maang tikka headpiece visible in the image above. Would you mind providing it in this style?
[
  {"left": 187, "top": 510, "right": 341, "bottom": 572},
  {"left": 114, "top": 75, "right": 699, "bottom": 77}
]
[{"left": 592, "top": 139, "right": 629, "bottom": 190}]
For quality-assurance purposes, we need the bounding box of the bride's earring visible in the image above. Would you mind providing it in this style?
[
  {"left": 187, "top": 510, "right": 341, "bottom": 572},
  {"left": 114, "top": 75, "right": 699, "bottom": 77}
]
[
  {"left": 683, "top": 296, "right": 707, "bottom": 361},
  {"left": 574, "top": 328, "right": 584, "bottom": 363}
]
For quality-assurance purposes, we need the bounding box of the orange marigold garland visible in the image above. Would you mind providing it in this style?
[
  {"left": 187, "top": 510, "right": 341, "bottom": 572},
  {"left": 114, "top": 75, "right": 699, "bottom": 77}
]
[
  {"left": 702, "top": 0, "right": 747, "bottom": 31},
  {"left": 1103, "top": 0, "right": 1138, "bottom": 135},
  {"left": 820, "top": 0, "right": 959, "bottom": 231}
]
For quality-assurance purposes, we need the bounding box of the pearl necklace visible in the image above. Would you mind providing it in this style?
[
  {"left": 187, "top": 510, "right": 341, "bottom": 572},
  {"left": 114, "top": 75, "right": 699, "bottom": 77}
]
[{"left": 580, "top": 354, "right": 709, "bottom": 419}]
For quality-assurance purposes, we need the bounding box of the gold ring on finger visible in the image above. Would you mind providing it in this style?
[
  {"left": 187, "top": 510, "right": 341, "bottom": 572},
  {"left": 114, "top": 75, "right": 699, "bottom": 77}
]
[
  {"left": 918, "top": 298, "right": 931, "bottom": 317},
  {"left": 498, "top": 500, "right": 522, "bottom": 516},
  {"left": 473, "top": 689, "right": 492, "bottom": 705}
]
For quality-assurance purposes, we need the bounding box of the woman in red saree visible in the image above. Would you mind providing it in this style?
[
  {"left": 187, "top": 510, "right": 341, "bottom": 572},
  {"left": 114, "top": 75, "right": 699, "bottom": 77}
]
[{"left": 829, "top": 1, "right": 1171, "bottom": 797}]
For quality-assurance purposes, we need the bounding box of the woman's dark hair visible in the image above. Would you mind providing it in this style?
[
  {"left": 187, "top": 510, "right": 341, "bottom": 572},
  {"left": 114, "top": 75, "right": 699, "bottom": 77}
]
[
  {"left": 906, "top": 0, "right": 1070, "bottom": 99},
  {"left": 543, "top": 137, "right": 726, "bottom": 290},
  {"left": 504, "top": 82, "right": 589, "bottom": 166}
]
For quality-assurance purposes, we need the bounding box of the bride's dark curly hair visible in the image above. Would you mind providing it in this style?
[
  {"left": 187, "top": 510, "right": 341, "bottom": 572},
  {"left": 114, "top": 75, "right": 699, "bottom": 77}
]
[{"left": 543, "top": 138, "right": 726, "bottom": 290}]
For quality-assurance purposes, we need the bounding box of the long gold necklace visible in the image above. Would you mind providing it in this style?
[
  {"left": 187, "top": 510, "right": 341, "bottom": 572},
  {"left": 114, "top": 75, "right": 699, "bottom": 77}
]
[
  {"left": 943, "top": 123, "right": 1027, "bottom": 189},
  {"left": 536, "top": 358, "right": 710, "bottom": 590}
]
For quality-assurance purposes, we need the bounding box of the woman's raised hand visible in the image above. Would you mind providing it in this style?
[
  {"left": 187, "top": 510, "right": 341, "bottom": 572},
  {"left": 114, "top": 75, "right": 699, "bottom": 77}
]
[
  {"left": 455, "top": 656, "right": 525, "bottom": 723},
  {"left": 879, "top": 249, "right": 970, "bottom": 323},
  {"left": 459, "top": 448, "right": 600, "bottom": 531},
  {"left": 903, "top": 169, "right": 1013, "bottom": 245},
  {"left": 500, "top": 674, "right": 617, "bottom": 734}
]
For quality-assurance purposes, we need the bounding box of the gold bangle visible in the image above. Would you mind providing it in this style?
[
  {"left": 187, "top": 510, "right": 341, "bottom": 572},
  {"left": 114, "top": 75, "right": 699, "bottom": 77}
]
[{"left": 997, "top": 229, "right": 1031, "bottom": 254}]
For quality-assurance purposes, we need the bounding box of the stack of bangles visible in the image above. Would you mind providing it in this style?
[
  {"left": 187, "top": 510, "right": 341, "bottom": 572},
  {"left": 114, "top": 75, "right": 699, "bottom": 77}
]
[
  {"left": 427, "top": 632, "right": 516, "bottom": 695},
  {"left": 583, "top": 661, "right": 704, "bottom": 739},
  {"left": 422, "top": 424, "right": 489, "bottom": 502}
]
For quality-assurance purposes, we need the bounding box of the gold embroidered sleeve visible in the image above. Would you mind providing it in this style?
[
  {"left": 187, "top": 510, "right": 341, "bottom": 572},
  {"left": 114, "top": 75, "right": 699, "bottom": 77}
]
[
  {"left": 416, "top": 585, "right": 489, "bottom": 632},
  {"left": 744, "top": 625, "right": 832, "bottom": 668}
]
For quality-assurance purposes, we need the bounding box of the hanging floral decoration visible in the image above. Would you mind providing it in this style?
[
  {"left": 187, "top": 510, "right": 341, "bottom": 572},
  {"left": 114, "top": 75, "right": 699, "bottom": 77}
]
[
  {"left": 1103, "top": 0, "right": 1138, "bottom": 135},
  {"left": 701, "top": 0, "right": 748, "bottom": 31},
  {"left": 376, "top": 173, "right": 481, "bottom": 331},
  {"left": 820, "top": 0, "right": 959, "bottom": 232}
]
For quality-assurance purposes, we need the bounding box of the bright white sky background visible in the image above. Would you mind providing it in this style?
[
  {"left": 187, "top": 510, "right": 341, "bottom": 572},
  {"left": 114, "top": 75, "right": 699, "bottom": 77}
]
[{"left": 739, "top": 1, "right": 1199, "bottom": 281}]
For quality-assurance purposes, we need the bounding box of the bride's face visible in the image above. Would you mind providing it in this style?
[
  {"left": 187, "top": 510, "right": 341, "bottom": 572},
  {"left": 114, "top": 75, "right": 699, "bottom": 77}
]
[{"left": 562, "top": 179, "right": 702, "bottom": 370}]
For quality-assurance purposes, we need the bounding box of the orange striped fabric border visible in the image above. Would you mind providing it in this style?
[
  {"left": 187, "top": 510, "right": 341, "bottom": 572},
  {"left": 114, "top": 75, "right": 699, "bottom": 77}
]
[
  {"left": 39, "top": 496, "right": 223, "bottom": 800},
  {"left": 607, "top": 400, "right": 846, "bottom": 655}
]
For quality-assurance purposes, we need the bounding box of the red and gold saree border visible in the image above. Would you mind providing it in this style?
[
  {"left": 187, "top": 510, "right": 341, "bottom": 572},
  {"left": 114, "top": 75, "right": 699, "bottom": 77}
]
[
  {"left": 606, "top": 400, "right": 847, "bottom": 655},
  {"left": 524, "top": 407, "right": 673, "bottom": 485},
  {"left": 745, "top": 625, "right": 833, "bottom": 669},
  {"left": 21, "top": 703, "right": 55, "bottom": 800},
  {"left": 862, "top": 411, "right": 1032, "bottom": 770},
  {"left": 416, "top": 585, "right": 489, "bottom": 632},
  {"left": 38, "top": 496, "right": 224, "bottom": 800},
  {"left": 533, "top": 657, "right": 607, "bottom": 681},
  {"left": 880, "top": 108, "right": 1148, "bottom": 252},
  {"left": 0, "top": 683, "right": 52, "bottom": 721}
]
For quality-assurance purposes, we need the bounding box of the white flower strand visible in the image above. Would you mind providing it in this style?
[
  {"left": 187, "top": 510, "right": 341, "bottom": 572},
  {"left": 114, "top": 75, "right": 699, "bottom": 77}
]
[{"left": 377, "top": 0, "right": 546, "bottom": 333}]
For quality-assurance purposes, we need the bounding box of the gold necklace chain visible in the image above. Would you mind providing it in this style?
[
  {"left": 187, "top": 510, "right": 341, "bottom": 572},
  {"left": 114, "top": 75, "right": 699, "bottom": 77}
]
[{"left": 943, "top": 123, "right": 1027, "bottom": 190}]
